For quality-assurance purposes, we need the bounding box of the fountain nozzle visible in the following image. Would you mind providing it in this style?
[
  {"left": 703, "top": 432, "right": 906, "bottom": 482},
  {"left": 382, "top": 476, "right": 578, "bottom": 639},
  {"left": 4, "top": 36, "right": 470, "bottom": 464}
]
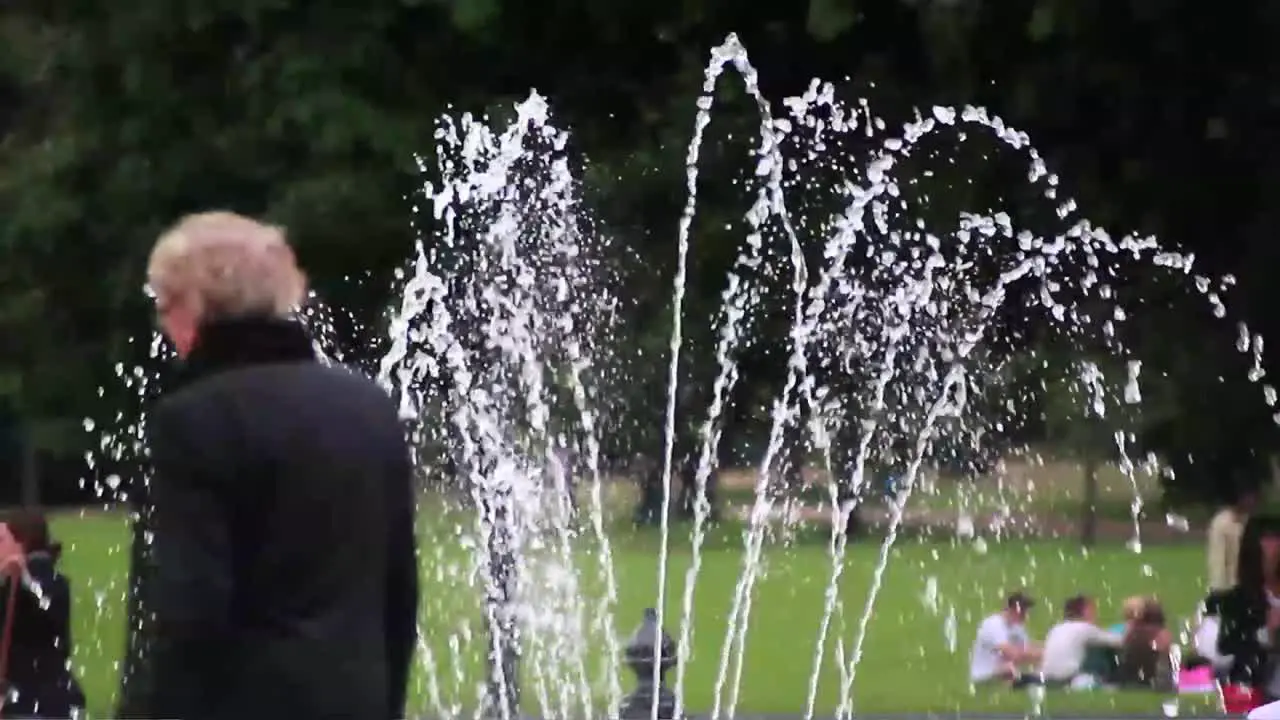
[{"left": 618, "top": 608, "right": 680, "bottom": 720}]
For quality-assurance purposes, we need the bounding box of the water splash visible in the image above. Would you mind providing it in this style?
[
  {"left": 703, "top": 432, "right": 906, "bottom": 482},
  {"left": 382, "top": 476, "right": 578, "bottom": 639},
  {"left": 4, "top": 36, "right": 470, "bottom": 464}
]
[{"left": 380, "top": 95, "right": 624, "bottom": 718}]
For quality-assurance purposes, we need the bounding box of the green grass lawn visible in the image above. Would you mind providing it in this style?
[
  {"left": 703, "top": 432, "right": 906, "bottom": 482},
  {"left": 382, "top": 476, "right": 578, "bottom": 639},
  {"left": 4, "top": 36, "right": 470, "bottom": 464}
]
[{"left": 51, "top": 506, "right": 1215, "bottom": 718}]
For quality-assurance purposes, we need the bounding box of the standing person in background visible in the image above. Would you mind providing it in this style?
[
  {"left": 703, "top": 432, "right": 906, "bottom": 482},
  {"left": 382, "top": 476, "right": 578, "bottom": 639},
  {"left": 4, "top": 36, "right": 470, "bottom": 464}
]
[
  {"left": 136, "top": 212, "right": 418, "bottom": 719},
  {"left": 1219, "top": 516, "right": 1280, "bottom": 705},
  {"left": 1210, "top": 486, "right": 1260, "bottom": 591}
]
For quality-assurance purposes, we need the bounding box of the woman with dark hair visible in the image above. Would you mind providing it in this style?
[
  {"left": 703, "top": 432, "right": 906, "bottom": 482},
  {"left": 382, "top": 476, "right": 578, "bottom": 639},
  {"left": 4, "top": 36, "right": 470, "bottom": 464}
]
[
  {"left": 0, "top": 512, "right": 86, "bottom": 718},
  {"left": 1219, "top": 515, "right": 1280, "bottom": 704}
]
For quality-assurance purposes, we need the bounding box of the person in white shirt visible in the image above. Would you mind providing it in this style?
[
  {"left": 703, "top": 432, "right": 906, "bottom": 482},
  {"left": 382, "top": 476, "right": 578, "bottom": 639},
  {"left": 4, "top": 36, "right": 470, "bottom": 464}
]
[
  {"left": 1208, "top": 487, "right": 1259, "bottom": 591},
  {"left": 970, "top": 592, "right": 1042, "bottom": 684},
  {"left": 1192, "top": 591, "right": 1233, "bottom": 675},
  {"left": 1040, "top": 594, "right": 1123, "bottom": 684}
]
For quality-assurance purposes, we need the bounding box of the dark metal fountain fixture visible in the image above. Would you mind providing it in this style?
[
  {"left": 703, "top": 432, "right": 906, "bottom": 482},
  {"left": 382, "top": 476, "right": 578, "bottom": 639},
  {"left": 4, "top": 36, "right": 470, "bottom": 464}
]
[{"left": 618, "top": 608, "right": 680, "bottom": 720}]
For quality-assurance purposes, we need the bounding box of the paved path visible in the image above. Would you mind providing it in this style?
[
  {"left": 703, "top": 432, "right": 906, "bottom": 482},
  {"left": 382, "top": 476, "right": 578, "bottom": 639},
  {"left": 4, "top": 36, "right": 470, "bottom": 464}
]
[{"left": 730, "top": 504, "right": 1198, "bottom": 543}]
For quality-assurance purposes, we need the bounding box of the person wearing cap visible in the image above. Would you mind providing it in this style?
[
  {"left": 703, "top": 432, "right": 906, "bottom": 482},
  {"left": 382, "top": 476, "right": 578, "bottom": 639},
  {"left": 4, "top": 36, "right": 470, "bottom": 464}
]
[{"left": 969, "top": 592, "right": 1042, "bottom": 684}]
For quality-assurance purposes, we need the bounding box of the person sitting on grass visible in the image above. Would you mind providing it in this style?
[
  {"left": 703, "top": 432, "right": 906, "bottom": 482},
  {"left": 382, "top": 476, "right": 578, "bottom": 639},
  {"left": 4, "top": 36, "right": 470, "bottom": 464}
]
[
  {"left": 1187, "top": 590, "right": 1233, "bottom": 680},
  {"left": 969, "top": 592, "right": 1042, "bottom": 686},
  {"left": 1115, "top": 599, "right": 1175, "bottom": 691},
  {"left": 1040, "top": 594, "right": 1124, "bottom": 687},
  {"left": 0, "top": 512, "right": 86, "bottom": 719}
]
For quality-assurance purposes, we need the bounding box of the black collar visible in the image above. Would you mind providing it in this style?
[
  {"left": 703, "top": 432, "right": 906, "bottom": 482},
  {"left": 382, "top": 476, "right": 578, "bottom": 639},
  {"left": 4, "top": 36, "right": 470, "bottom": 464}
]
[
  {"left": 177, "top": 315, "right": 317, "bottom": 386},
  {"left": 27, "top": 548, "right": 58, "bottom": 568}
]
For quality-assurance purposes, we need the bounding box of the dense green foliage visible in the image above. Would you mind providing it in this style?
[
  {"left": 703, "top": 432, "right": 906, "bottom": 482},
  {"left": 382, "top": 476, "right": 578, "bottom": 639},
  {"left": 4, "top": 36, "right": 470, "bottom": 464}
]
[{"left": 3, "top": 0, "right": 1279, "bottom": 506}]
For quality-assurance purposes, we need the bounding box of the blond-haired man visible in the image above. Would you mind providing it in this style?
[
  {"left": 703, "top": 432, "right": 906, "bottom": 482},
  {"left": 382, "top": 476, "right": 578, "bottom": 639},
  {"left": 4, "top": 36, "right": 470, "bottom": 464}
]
[{"left": 140, "top": 212, "right": 418, "bottom": 719}]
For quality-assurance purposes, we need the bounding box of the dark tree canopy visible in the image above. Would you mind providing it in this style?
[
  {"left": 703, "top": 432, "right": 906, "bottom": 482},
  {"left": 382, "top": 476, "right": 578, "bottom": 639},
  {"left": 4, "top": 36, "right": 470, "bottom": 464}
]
[{"left": 0, "top": 0, "right": 1276, "bottom": 508}]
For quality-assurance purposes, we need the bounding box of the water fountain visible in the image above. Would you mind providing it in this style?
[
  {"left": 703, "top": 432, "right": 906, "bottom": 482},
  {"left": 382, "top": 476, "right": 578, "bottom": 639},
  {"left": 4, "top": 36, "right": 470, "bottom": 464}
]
[{"left": 80, "top": 32, "right": 1276, "bottom": 720}]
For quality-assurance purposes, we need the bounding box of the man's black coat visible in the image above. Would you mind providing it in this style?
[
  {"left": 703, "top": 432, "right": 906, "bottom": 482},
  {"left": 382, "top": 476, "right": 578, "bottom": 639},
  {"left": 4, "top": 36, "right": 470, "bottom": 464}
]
[{"left": 138, "top": 316, "right": 418, "bottom": 720}]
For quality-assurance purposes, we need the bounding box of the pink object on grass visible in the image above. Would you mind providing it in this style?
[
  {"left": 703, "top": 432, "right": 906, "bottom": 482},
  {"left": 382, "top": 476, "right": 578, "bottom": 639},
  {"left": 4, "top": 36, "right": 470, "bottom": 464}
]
[{"left": 1177, "top": 665, "right": 1216, "bottom": 694}]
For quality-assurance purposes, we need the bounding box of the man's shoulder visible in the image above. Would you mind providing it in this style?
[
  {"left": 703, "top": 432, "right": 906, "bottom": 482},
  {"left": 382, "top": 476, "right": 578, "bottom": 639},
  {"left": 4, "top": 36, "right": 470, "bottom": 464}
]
[
  {"left": 161, "top": 362, "right": 390, "bottom": 410},
  {"left": 1054, "top": 620, "right": 1104, "bottom": 637},
  {"left": 977, "top": 614, "right": 1006, "bottom": 634},
  {"left": 154, "top": 363, "right": 402, "bottom": 452}
]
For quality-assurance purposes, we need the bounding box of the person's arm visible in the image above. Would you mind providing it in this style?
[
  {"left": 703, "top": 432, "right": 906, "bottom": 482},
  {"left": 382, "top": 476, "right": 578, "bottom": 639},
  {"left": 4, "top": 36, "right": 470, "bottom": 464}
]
[
  {"left": 1012, "top": 643, "right": 1042, "bottom": 663},
  {"left": 976, "top": 620, "right": 1024, "bottom": 664},
  {"left": 1196, "top": 619, "right": 1226, "bottom": 661},
  {"left": 1264, "top": 606, "right": 1280, "bottom": 649},
  {"left": 385, "top": 446, "right": 420, "bottom": 719},
  {"left": 145, "top": 402, "right": 234, "bottom": 718},
  {"left": 1090, "top": 624, "right": 1126, "bottom": 648},
  {"left": 992, "top": 636, "right": 1035, "bottom": 663},
  {"left": 20, "top": 560, "right": 70, "bottom": 634},
  {"left": 993, "top": 643, "right": 1036, "bottom": 666}
]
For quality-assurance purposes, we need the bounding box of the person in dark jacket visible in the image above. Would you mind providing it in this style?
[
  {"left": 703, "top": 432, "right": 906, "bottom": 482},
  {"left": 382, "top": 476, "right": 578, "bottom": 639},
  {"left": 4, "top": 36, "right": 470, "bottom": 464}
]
[
  {"left": 0, "top": 513, "right": 85, "bottom": 718},
  {"left": 1218, "top": 514, "right": 1280, "bottom": 698},
  {"left": 137, "top": 211, "right": 419, "bottom": 720}
]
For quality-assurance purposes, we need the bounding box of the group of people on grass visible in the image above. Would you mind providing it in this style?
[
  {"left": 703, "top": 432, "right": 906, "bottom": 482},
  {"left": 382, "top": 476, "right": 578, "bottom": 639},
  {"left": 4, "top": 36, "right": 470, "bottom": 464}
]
[
  {"left": 965, "top": 485, "right": 1280, "bottom": 717},
  {"left": 968, "top": 590, "right": 1182, "bottom": 691}
]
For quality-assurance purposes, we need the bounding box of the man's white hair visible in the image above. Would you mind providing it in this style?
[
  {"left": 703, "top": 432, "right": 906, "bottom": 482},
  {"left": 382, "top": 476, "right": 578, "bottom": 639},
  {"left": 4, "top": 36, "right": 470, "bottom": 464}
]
[{"left": 148, "top": 211, "right": 307, "bottom": 319}]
